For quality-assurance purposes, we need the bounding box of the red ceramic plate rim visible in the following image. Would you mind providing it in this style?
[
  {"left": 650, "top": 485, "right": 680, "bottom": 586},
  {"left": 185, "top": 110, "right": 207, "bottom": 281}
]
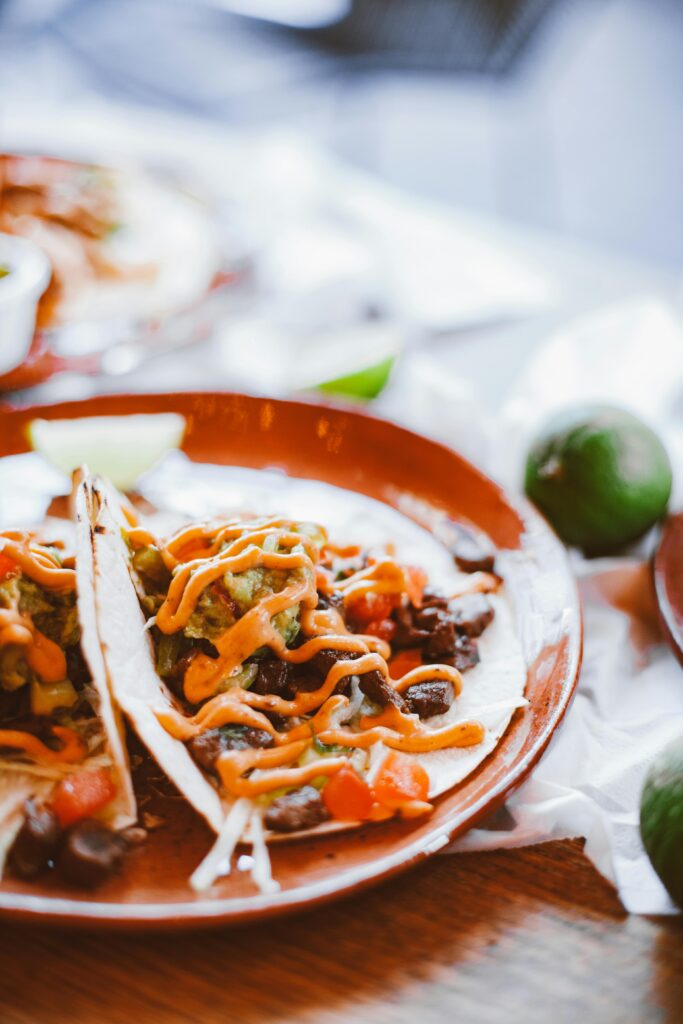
[
  {"left": 653, "top": 512, "right": 683, "bottom": 667},
  {"left": 0, "top": 391, "right": 582, "bottom": 928}
]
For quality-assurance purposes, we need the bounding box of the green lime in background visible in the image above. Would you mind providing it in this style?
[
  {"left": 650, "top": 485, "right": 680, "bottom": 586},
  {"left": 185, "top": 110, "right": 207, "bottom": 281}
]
[
  {"left": 640, "top": 735, "right": 683, "bottom": 909},
  {"left": 525, "top": 404, "right": 672, "bottom": 554}
]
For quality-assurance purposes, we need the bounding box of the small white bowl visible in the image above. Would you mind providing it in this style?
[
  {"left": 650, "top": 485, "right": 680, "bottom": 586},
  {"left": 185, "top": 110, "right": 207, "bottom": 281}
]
[{"left": 0, "top": 233, "right": 51, "bottom": 374}]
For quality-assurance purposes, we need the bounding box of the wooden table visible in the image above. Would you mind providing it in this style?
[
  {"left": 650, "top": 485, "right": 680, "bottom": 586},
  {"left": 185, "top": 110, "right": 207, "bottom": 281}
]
[{"left": 2, "top": 839, "right": 681, "bottom": 1024}]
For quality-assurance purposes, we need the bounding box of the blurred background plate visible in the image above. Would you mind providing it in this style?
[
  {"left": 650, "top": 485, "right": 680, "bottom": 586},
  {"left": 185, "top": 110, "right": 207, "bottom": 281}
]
[{"left": 0, "top": 150, "right": 253, "bottom": 388}]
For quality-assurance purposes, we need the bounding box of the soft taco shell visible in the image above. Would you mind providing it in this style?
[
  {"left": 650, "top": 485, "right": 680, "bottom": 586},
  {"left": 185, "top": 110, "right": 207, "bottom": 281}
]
[
  {"left": 0, "top": 472, "right": 137, "bottom": 873},
  {"left": 90, "top": 478, "right": 224, "bottom": 835},
  {"left": 74, "top": 469, "right": 137, "bottom": 829}
]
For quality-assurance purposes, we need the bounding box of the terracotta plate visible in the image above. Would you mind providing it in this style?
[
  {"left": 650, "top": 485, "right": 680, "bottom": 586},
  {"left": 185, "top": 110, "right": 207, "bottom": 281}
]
[
  {"left": 653, "top": 513, "right": 683, "bottom": 666},
  {"left": 0, "top": 392, "right": 581, "bottom": 928}
]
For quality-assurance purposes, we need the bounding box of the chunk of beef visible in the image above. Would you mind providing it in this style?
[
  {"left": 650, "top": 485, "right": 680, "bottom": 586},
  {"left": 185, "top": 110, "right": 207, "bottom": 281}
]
[
  {"left": 188, "top": 725, "right": 274, "bottom": 774},
  {"left": 310, "top": 647, "right": 358, "bottom": 677},
  {"left": 265, "top": 785, "right": 329, "bottom": 833},
  {"left": 60, "top": 819, "right": 127, "bottom": 888},
  {"left": 251, "top": 659, "right": 296, "bottom": 699},
  {"left": 419, "top": 588, "right": 450, "bottom": 610},
  {"left": 296, "top": 665, "right": 332, "bottom": 693},
  {"left": 65, "top": 645, "right": 91, "bottom": 691},
  {"left": 453, "top": 635, "right": 480, "bottom": 672},
  {"left": 391, "top": 605, "right": 428, "bottom": 648},
  {"left": 452, "top": 594, "right": 494, "bottom": 638},
  {"left": 309, "top": 647, "right": 359, "bottom": 695},
  {"left": 412, "top": 605, "right": 447, "bottom": 631},
  {"left": 423, "top": 612, "right": 456, "bottom": 659},
  {"left": 8, "top": 799, "right": 62, "bottom": 878},
  {"left": 447, "top": 523, "right": 496, "bottom": 574},
  {"left": 426, "top": 635, "right": 480, "bottom": 673},
  {"left": 358, "top": 670, "right": 407, "bottom": 711},
  {"left": 0, "top": 684, "right": 31, "bottom": 723},
  {"left": 263, "top": 711, "right": 288, "bottom": 732},
  {"left": 404, "top": 679, "right": 454, "bottom": 718},
  {"left": 315, "top": 590, "right": 344, "bottom": 615}
]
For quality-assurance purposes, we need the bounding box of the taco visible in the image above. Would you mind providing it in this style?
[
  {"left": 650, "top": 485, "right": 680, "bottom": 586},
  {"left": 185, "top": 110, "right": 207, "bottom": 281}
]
[
  {"left": 0, "top": 471, "right": 136, "bottom": 887},
  {"left": 92, "top": 477, "right": 526, "bottom": 893}
]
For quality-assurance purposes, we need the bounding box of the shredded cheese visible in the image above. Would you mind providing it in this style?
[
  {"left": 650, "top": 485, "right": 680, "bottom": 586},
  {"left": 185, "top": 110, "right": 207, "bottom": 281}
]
[{"left": 190, "top": 797, "right": 252, "bottom": 891}]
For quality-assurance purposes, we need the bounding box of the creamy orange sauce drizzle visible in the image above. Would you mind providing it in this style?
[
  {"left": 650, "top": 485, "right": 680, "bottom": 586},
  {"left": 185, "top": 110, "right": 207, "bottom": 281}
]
[
  {"left": 318, "top": 558, "right": 408, "bottom": 604},
  {"left": 0, "top": 535, "right": 73, "bottom": 690},
  {"left": 0, "top": 725, "right": 86, "bottom": 764},
  {"left": 0, "top": 608, "right": 67, "bottom": 683},
  {"left": 133, "top": 518, "right": 485, "bottom": 798},
  {"left": 393, "top": 664, "right": 464, "bottom": 695},
  {"left": 129, "top": 519, "right": 324, "bottom": 572},
  {"left": 299, "top": 606, "right": 391, "bottom": 658},
  {"left": 216, "top": 741, "right": 347, "bottom": 798},
  {"left": 0, "top": 534, "right": 76, "bottom": 590},
  {"left": 317, "top": 719, "right": 485, "bottom": 752}
]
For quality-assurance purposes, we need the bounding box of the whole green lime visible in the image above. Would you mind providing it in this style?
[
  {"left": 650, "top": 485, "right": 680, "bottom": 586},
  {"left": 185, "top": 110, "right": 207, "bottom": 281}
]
[
  {"left": 525, "top": 404, "right": 672, "bottom": 554},
  {"left": 640, "top": 735, "right": 683, "bottom": 909}
]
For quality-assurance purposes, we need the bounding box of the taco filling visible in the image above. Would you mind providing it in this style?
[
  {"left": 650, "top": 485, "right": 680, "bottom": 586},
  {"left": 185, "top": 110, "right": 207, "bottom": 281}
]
[
  {"left": 100, "top": 503, "right": 514, "bottom": 893},
  {"left": 0, "top": 503, "right": 135, "bottom": 887}
]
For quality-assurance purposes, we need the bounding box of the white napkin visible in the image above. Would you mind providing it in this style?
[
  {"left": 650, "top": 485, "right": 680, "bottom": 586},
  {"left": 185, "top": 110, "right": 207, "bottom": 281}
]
[{"left": 380, "top": 296, "right": 683, "bottom": 914}]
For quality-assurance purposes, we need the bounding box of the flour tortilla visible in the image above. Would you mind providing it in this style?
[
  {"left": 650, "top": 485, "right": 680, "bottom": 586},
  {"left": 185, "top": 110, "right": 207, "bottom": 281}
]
[
  {"left": 0, "top": 473, "right": 136, "bottom": 875},
  {"left": 74, "top": 470, "right": 136, "bottom": 829},
  {"left": 93, "top": 469, "right": 527, "bottom": 841},
  {"left": 89, "top": 478, "right": 224, "bottom": 834}
]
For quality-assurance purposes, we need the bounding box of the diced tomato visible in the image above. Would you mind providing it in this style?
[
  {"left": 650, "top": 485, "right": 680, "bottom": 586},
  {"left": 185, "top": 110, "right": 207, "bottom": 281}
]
[
  {"left": 346, "top": 591, "right": 396, "bottom": 626},
  {"left": 388, "top": 647, "right": 423, "bottom": 680},
  {"left": 374, "top": 751, "right": 430, "bottom": 809},
  {"left": 323, "top": 765, "right": 375, "bottom": 821},
  {"left": 0, "top": 551, "right": 18, "bottom": 582},
  {"left": 52, "top": 768, "right": 117, "bottom": 828},
  {"left": 405, "top": 565, "right": 428, "bottom": 607},
  {"left": 365, "top": 617, "right": 396, "bottom": 643}
]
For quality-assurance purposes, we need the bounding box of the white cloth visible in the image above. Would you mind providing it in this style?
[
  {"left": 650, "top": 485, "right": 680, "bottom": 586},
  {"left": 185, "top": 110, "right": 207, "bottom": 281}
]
[{"left": 381, "top": 297, "right": 683, "bottom": 914}]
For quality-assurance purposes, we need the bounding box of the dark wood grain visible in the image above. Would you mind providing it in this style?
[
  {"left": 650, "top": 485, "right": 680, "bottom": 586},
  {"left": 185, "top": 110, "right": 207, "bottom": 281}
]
[{"left": 1, "top": 841, "right": 680, "bottom": 1024}]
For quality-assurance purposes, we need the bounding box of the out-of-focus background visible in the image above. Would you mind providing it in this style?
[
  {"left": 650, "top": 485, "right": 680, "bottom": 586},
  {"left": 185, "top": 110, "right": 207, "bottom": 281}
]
[
  {"left": 1, "top": 0, "right": 682, "bottom": 440},
  {"left": 3, "top": 0, "right": 682, "bottom": 261}
]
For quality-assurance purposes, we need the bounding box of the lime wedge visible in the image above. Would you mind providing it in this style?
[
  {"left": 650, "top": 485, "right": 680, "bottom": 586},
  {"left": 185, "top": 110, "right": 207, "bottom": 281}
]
[
  {"left": 28, "top": 413, "right": 186, "bottom": 490},
  {"left": 315, "top": 355, "right": 396, "bottom": 400},
  {"left": 220, "top": 316, "right": 401, "bottom": 401}
]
